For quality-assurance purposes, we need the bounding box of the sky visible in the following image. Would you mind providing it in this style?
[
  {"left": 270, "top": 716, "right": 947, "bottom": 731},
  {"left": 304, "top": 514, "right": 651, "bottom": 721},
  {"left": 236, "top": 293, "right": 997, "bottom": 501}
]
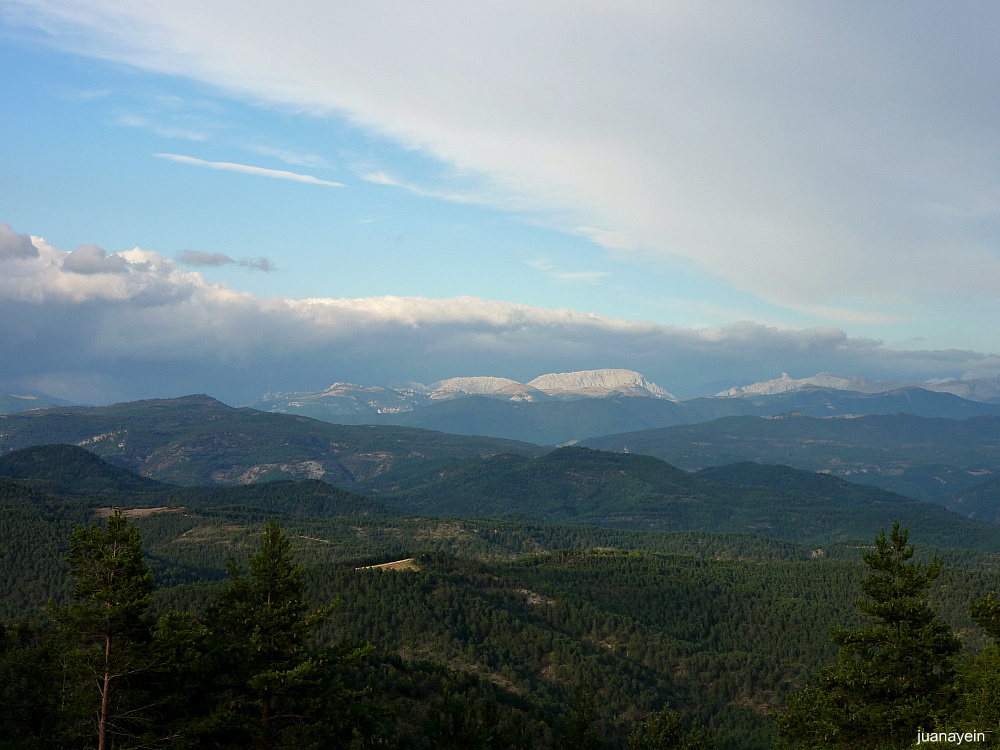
[{"left": 2, "top": 1, "right": 1000, "bottom": 405}]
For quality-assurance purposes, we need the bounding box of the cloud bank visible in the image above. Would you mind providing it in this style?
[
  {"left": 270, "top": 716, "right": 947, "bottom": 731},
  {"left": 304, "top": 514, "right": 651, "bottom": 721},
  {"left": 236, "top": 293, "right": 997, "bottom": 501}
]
[{"left": 0, "top": 223, "right": 995, "bottom": 405}]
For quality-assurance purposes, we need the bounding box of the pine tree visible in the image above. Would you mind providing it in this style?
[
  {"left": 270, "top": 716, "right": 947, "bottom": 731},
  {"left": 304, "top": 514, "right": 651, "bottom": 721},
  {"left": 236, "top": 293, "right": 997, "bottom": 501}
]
[
  {"left": 947, "top": 592, "right": 1000, "bottom": 747},
  {"left": 628, "top": 705, "right": 714, "bottom": 750},
  {"left": 208, "top": 519, "right": 331, "bottom": 749},
  {"left": 556, "top": 681, "right": 602, "bottom": 750},
  {"left": 776, "top": 522, "right": 961, "bottom": 749},
  {"left": 55, "top": 509, "right": 155, "bottom": 750},
  {"left": 970, "top": 593, "right": 1000, "bottom": 642}
]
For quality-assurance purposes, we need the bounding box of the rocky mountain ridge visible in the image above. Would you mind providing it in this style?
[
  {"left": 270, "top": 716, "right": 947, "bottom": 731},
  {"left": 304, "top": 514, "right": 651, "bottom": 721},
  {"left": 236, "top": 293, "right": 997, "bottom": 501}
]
[
  {"left": 254, "top": 368, "right": 676, "bottom": 418},
  {"left": 720, "top": 372, "right": 1000, "bottom": 401}
]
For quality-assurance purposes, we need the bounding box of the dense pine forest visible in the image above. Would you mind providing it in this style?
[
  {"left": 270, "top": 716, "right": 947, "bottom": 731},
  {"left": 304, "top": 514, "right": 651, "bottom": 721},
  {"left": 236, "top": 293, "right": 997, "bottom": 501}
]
[{"left": 4, "top": 442, "right": 1000, "bottom": 748}]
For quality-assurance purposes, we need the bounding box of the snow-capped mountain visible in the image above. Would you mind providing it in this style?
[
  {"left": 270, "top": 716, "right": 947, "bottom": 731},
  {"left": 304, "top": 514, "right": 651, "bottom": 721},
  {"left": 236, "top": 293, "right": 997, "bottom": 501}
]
[
  {"left": 719, "top": 372, "right": 1000, "bottom": 402},
  {"left": 427, "top": 376, "right": 524, "bottom": 397},
  {"left": 251, "top": 369, "right": 675, "bottom": 418},
  {"left": 527, "top": 369, "right": 676, "bottom": 399}
]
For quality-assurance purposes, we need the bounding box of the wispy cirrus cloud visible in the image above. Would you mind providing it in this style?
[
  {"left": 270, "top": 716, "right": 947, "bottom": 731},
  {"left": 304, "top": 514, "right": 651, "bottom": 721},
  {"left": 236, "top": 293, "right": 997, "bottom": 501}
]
[
  {"left": 359, "top": 170, "right": 483, "bottom": 205},
  {"left": 155, "top": 153, "right": 344, "bottom": 186},
  {"left": 117, "top": 113, "right": 209, "bottom": 141},
  {"left": 245, "top": 144, "right": 331, "bottom": 169},
  {"left": 575, "top": 227, "right": 637, "bottom": 252},
  {"left": 528, "top": 259, "right": 609, "bottom": 286}
]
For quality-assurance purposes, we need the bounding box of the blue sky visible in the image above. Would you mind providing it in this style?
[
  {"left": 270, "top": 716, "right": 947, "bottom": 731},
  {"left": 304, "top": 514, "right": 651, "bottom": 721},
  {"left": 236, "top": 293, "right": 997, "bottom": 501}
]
[{"left": 2, "top": 1, "right": 1000, "bottom": 404}]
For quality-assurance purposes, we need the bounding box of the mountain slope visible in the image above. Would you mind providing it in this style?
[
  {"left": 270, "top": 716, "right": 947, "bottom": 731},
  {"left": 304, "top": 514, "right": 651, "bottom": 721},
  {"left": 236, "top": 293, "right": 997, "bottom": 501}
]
[
  {"left": 0, "top": 392, "right": 74, "bottom": 414},
  {"left": 0, "top": 395, "right": 544, "bottom": 486},
  {"left": 526, "top": 368, "right": 676, "bottom": 398},
  {"left": 582, "top": 413, "right": 1000, "bottom": 503},
  {"left": 372, "top": 445, "right": 1000, "bottom": 548},
  {"left": 257, "top": 385, "right": 1000, "bottom": 445},
  {"left": 722, "top": 372, "right": 1000, "bottom": 402},
  {"left": 0, "top": 443, "right": 168, "bottom": 495}
]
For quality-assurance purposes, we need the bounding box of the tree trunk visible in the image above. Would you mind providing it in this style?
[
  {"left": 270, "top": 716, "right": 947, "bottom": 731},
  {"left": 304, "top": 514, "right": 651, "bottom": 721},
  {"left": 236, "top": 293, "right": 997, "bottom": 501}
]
[
  {"left": 99, "top": 632, "right": 112, "bottom": 750},
  {"left": 261, "top": 692, "right": 272, "bottom": 750}
]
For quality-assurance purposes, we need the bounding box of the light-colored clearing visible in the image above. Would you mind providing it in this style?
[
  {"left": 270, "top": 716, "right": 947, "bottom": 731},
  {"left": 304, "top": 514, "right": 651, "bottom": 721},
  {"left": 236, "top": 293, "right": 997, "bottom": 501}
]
[
  {"left": 95, "top": 506, "right": 183, "bottom": 518},
  {"left": 357, "top": 558, "right": 420, "bottom": 572},
  {"left": 300, "top": 535, "right": 332, "bottom": 544}
]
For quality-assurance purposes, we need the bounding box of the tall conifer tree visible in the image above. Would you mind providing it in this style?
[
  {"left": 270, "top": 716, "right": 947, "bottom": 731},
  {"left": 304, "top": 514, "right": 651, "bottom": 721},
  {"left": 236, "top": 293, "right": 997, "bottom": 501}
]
[
  {"left": 776, "top": 522, "right": 961, "bottom": 749},
  {"left": 56, "top": 509, "right": 155, "bottom": 750},
  {"left": 208, "top": 519, "right": 330, "bottom": 749}
]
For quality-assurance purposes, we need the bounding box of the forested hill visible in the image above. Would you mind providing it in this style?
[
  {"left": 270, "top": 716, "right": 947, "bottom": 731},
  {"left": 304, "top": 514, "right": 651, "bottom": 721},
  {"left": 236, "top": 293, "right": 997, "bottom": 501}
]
[
  {"left": 0, "top": 395, "right": 544, "bottom": 485},
  {"left": 581, "top": 412, "right": 1000, "bottom": 502},
  {"left": 5, "top": 441, "right": 1000, "bottom": 553},
  {"left": 0, "top": 443, "right": 168, "bottom": 496},
  {"left": 362, "top": 446, "right": 1000, "bottom": 550},
  {"left": 3, "top": 467, "right": 1000, "bottom": 749}
]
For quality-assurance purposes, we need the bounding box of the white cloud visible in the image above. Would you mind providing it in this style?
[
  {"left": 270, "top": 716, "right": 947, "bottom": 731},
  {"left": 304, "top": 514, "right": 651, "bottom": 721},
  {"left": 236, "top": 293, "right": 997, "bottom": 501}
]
[
  {"left": 62, "top": 243, "right": 130, "bottom": 274},
  {"left": 116, "top": 113, "right": 208, "bottom": 141},
  {"left": 0, "top": 223, "right": 39, "bottom": 259},
  {"left": 239, "top": 256, "right": 276, "bottom": 272},
  {"left": 178, "top": 249, "right": 235, "bottom": 267},
  {"left": 155, "top": 153, "right": 344, "bottom": 186},
  {"left": 359, "top": 170, "right": 483, "bottom": 205},
  {"left": 8, "top": 1, "right": 999, "bottom": 318},
  {"left": 576, "top": 227, "right": 637, "bottom": 252},
  {"left": 245, "top": 144, "right": 331, "bottom": 169},
  {"left": 177, "top": 249, "right": 276, "bottom": 271},
  {"left": 527, "top": 259, "right": 610, "bottom": 286},
  {"left": 1, "top": 224, "right": 996, "bottom": 404}
]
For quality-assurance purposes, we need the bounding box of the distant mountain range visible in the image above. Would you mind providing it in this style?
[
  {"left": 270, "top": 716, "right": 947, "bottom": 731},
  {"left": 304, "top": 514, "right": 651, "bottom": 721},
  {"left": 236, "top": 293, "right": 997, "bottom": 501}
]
[
  {"left": 718, "top": 372, "right": 1000, "bottom": 402},
  {"left": 252, "top": 381, "right": 1000, "bottom": 446},
  {"left": 0, "top": 391, "right": 75, "bottom": 414},
  {"left": 6, "top": 394, "right": 1000, "bottom": 531},
  {"left": 252, "top": 368, "right": 675, "bottom": 418},
  {"left": 242, "top": 369, "right": 1000, "bottom": 444}
]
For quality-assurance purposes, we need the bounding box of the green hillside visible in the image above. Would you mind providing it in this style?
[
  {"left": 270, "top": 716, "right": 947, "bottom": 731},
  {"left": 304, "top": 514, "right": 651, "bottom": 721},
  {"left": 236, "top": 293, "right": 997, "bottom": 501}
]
[
  {"left": 0, "top": 443, "right": 168, "bottom": 496},
  {"left": 582, "top": 413, "right": 1000, "bottom": 502},
  {"left": 0, "top": 395, "right": 544, "bottom": 485},
  {"left": 947, "top": 475, "right": 1000, "bottom": 525},
  {"left": 364, "top": 446, "right": 1000, "bottom": 550},
  {"left": 4, "top": 440, "right": 1000, "bottom": 750},
  {"left": 0, "top": 392, "right": 72, "bottom": 415}
]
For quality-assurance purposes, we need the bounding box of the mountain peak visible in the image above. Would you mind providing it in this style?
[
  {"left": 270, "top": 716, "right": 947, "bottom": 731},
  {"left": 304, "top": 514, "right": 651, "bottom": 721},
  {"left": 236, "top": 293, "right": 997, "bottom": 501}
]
[
  {"left": 429, "top": 376, "right": 524, "bottom": 397},
  {"left": 527, "top": 369, "right": 675, "bottom": 399},
  {"left": 718, "top": 372, "right": 1000, "bottom": 402}
]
